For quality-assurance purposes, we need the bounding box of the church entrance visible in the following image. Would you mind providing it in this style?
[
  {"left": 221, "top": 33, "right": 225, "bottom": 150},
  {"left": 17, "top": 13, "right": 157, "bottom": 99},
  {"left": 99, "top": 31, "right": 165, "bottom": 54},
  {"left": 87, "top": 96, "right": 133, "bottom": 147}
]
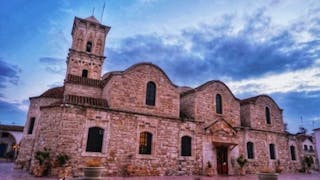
[{"left": 216, "top": 146, "right": 228, "bottom": 175}]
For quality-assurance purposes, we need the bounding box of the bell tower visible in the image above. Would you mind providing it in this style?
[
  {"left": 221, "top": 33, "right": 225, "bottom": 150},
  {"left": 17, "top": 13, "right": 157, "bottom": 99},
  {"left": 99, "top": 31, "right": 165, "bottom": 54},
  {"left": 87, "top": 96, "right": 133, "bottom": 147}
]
[{"left": 66, "top": 16, "right": 110, "bottom": 80}]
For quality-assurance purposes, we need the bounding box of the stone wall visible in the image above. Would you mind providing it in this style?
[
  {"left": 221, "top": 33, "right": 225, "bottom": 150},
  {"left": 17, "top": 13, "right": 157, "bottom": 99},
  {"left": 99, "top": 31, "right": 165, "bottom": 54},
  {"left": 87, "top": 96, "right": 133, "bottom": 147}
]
[
  {"left": 102, "top": 64, "right": 180, "bottom": 118},
  {"left": 249, "top": 96, "right": 284, "bottom": 132},
  {"left": 16, "top": 97, "right": 61, "bottom": 170},
  {"left": 193, "top": 82, "right": 240, "bottom": 127},
  {"left": 240, "top": 104, "right": 251, "bottom": 127},
  {"left": 64, "top": 83, "right": 102, "bottom": 98},
  {"left": 66, "top": 51, "right": 104, "bottom": 80},
  {"left": 180, "top": 93, "right": 196, "bottom": 120},
  {"left": 27, "top": 105, "right": 203, "bottom": 177},
  {"left": 240, "top": 129, "right": 300, "bottom": 173}
]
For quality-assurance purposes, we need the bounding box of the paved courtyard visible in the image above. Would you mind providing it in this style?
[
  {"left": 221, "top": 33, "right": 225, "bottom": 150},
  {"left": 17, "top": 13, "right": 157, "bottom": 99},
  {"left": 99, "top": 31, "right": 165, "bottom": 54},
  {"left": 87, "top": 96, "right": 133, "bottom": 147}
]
[{"left": 0, "top": 162, "right": 319, "bottom": 180}]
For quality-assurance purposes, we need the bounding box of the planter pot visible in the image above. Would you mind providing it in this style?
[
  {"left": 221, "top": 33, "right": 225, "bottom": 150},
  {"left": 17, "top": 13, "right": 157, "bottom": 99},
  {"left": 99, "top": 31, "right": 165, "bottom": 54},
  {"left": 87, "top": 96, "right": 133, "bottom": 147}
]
[
  {"left": 239, "top": 167, "right": 246, "bottom": 175},
  {"left": 275, "top": 166, "right": 284, "bottom": 173},
  {"left": 258, "top": 173, "right": 278, "bottom": 180},
  {"left": 206, "top": 167, "right": 214, "bottom": 176},
  {"left": 83, "top": 167, "right": 105, "bottom": 180}
]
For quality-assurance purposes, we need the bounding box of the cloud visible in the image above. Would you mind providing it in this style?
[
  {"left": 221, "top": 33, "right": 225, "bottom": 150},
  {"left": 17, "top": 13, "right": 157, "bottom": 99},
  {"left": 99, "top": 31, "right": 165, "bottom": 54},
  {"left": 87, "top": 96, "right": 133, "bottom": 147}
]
[
  {"left": 39, "top": 57, "right": 64, "bottom": 64},
  {"left": 39, "top": 57, "right": 66, "bottom": 74},
  {"left": 271, "top": 91, "right": 320, "bottom": 133},
  {"left": 0, "top": 58, "right": 20, "bottom": 96},
  {"left": 105, "top": 8, "right": 320, "bottom": 87},
  {"left": 47, "top": 81, "right": 64, "bottom": 88},
  {"left": 0, "top": 100, "right": 27, "bottom": 125},
  {"left": 228, "top": 62, "right": 320, "bottom": 96}
]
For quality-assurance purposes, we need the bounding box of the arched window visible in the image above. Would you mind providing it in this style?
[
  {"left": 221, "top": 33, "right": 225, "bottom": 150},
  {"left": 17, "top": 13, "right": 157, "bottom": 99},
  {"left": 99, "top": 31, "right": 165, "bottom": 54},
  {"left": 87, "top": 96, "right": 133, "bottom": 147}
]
[
  {"left": 86, "top": 127, "right": 104, "bottom": 152},
  {"left": 247, "top": 142, "right": 254, "bottom": 159},
  {"left": 146, "top": 82, "right": 156, "bottom": 106},
  {"left": 265, "top": 107, "right": 271, "bottom": 124},
  {"left": 82, "top": 69, "right": 88, "bottom": 78},
  {"left": 86, "top": 41, "right": 93, "bottom": 52},
  {"left": 139, "top": 132, "right": 152, "bottom": 154},
  {"left": 181, "top": 136, "right": 192, "bottom": 156},
  {"left": 290, "top": 145, "right": 296, "bottom": 160},
  {"left": 269, "top": 143, "right": 276, "bottom": 159},
  {"left": 216, "top": 94, "right": 222, "bottom": 114},
  {"left": 95, "top": 39, "right": 102, "bottom": 54}
]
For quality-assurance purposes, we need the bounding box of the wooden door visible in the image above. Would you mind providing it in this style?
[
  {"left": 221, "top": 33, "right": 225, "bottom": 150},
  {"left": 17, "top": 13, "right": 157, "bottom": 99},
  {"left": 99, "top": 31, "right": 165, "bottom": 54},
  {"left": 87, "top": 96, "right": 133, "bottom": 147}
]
[{"left": 217, "top": 147, "right": 228, "bottom": 175}]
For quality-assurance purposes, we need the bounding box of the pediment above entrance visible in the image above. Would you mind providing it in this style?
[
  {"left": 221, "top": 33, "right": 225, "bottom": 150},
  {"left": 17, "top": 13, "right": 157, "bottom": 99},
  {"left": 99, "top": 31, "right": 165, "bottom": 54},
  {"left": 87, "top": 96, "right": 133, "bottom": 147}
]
[{"left": 204, "top": 118, "right": 237, "bottom": 137}]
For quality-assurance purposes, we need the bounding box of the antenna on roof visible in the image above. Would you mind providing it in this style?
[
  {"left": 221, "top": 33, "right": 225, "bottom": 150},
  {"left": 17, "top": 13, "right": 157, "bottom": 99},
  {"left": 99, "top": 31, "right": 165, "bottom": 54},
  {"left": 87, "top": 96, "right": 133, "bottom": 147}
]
[
  {"left": 92, "top": 7, "right": 95, "bottom": 16},
  {"left": 312, "top": 120, "right": 315, "bottom": 129},
  {"left": 90, "top": 0, "right": 95, "bottom": 16},
  {"left": 100, "top": 2, "right": 105, "bottom": 22}
]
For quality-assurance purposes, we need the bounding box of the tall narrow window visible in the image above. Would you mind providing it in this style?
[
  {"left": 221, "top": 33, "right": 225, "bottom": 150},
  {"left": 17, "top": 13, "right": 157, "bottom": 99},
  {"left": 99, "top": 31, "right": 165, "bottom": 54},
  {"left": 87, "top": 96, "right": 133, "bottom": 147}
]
[
  {"left": 86, "top": 41, "right": 92, "bottom": 52},
  {"left": 216, "top": 94, "right": 222, "bottom": 114},
  {"left": 269, "top": 143, "right": 276, "bottom": 159},
  {"left": 265, "top": 107, "right": 271, "bottom": 124},
  {"left": 290, "top": 145, "right": 296, "bottom": 160},
  {"left": 139, "top": 132, "right": 152, "bottom": 154},
  {"left": 247, "top": 142, "right": 254, "bottom": 159},
  {"left": 28, "top": 117, "right": 35, "bottom": 134},
  {"left": 309, "top": 146, "right": 313, "bottom": 151},
  {"left": 86, "top": 127, "right": 104, "bottom": 152},
  {"left": 82, "top": 69, "right": 88, "bottom": 78},
  {"left": 181, "top": 136, "right": 192, "bottom": 156},
  {"left": 146, "top": 82, "right": 156, "bottom": 106}
]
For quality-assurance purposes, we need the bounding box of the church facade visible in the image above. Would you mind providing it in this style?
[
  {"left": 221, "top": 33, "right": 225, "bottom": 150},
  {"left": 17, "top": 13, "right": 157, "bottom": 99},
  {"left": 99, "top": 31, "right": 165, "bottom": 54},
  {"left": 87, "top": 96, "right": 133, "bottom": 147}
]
[{"left": 17, "top": 16, "right": 317, "bottom": 177}]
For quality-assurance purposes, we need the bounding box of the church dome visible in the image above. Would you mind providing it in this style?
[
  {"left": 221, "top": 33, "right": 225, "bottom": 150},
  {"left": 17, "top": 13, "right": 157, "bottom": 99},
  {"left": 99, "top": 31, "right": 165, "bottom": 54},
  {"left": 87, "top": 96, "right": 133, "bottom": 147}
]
[{"left": 85, "top": 16, "right": 100, "bottom": 24}]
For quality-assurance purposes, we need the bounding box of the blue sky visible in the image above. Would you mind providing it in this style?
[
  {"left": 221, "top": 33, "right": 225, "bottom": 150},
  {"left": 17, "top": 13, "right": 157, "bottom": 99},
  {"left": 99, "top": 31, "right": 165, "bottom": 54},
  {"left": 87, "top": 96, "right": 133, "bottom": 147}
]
[{"left": 0, "top": 0, "right": 319, "bottom": 133}]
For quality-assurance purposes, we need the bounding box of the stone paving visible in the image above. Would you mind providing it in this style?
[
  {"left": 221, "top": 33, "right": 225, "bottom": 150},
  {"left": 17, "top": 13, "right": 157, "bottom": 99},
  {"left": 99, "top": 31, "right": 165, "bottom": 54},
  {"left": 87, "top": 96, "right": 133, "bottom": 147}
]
[{"left": 0, "top": 162, "right": 319, "bottom": 180}]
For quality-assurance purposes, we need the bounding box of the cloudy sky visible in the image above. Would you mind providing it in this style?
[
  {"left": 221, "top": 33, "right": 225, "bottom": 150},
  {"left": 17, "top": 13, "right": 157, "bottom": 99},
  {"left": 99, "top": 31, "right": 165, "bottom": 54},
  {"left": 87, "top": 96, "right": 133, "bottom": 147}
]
[{"left": 0, "top": 0, "right": 319, "bottom": 133}]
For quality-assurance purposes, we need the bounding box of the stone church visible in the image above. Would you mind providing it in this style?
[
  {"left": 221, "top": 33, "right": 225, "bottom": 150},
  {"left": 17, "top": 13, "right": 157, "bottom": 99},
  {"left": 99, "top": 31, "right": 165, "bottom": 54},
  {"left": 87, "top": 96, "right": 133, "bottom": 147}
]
[{"left": 17, "top": 16, "right": 317, "bottom": 177}]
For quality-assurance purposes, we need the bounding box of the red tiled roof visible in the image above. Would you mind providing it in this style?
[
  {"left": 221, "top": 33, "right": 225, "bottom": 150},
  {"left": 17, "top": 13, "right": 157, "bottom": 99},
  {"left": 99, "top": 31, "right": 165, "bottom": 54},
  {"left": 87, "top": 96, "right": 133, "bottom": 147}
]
[{"left": 40, "top": 86, "right": 64, "bottom": 98}]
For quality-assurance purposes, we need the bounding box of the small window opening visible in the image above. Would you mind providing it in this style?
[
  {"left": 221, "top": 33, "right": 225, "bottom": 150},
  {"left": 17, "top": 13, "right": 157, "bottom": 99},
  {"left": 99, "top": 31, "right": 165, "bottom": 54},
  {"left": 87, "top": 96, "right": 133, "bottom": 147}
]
[{"left": 86, "top": 41, "right": 93, "bottom": 52}]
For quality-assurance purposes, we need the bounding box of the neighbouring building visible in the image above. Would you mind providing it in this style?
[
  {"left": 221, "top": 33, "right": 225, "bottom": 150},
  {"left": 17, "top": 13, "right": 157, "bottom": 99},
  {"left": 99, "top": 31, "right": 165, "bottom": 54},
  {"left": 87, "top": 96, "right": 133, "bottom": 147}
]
[
  {"left": 16, "top": 16, "right": 319, "bottom": 177},
  {"left": 0, "top": 124, "right": 23, "bottom": 158}
]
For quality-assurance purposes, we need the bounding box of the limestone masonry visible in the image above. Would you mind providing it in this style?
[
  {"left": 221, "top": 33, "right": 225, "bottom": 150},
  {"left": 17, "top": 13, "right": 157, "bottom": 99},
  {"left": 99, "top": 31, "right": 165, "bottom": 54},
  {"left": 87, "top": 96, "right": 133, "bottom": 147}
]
[{"left": 17, "top": 16, "right": 319, "bottom": 177}]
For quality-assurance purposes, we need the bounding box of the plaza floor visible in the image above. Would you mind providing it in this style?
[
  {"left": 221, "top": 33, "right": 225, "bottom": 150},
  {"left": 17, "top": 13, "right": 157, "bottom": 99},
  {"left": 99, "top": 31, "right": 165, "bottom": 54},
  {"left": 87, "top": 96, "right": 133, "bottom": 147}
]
[{"left": 0, "top": 162, "right": 319, "bottom": 180}]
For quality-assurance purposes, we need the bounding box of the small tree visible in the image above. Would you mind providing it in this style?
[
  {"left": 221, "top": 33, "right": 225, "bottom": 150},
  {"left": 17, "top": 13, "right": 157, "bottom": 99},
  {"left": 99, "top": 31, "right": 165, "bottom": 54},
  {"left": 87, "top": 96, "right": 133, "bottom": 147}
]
[
  {"left": 33, "top": 148, "right": 51, "bottom": 176},
  {"left": 304, "top": 156, "right": 314, "bottom": 173},
  {"left": 237, "top": 154, "right": 248, "bottom": 175},
  {"left": 56, "top": 153, "right": 70, "bottom": 167}
]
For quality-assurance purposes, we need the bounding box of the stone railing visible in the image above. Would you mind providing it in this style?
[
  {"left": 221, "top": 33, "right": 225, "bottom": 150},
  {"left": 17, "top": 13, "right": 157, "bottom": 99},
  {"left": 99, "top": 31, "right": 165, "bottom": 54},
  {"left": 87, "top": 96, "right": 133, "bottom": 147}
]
[
  {"left": 66, "top": 74, "right": 103, "bottom": 88},
  {"left": 64, "top": 95, "right": 108, "bottom": 108}
]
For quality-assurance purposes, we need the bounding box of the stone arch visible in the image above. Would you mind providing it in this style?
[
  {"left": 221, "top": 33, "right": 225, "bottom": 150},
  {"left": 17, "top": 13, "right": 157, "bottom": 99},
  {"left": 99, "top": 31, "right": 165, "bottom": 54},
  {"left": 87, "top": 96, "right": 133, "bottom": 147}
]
[
  {"left": 0, "top": 131, "right": 17, "bottom": 158},
  {"left": 76, "top": 30, "right": 84, "bottom": 50}
]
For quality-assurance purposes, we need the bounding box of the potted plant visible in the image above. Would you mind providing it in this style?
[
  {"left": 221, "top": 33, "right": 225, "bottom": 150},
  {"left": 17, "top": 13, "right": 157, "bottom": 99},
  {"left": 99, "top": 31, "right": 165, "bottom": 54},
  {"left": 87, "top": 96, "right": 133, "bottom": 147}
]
[
  {"left": 33, "top": 148, "right": 50, "bottom": 177},
  {"left": 205, "top": 161, "right": 214, "bottom": 176},
  {"left": 304, "top": 156, "right": 314, "bottom": 173},
  {"left": 83, "top": 159, "right": 105, "bottom": 179},
  {"left": 258, "top": 167, "right": 278, "bottom": 180},
  {"left": 53, "top": 153, "right": 71, "bottom": 179},
  {"left": 236, "top": 154, "right": 248, "bottom": 175}
]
